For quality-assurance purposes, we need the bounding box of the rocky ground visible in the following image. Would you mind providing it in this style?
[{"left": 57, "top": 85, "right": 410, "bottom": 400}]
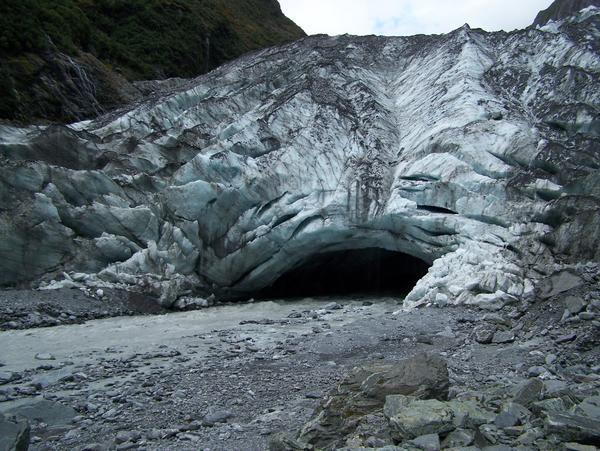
[
  {"left": 0, "top": 288, "right": 166, "bottom": 331},
  {"left": 0, "top": 268, "right": 599, "bottom": 451}
]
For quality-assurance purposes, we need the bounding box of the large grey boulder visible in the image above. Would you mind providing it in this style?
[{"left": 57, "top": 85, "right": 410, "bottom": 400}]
[
  {"left": 0, "top": 414, "right": 30, "bottom": 451},
  {"left": 386, "top": 398, "right": 455, "bottom": 441},
  {"left": 298, "top": 353, "right": 449, "bottom": 449},
  {"left": 360, "top": 353, "right": 449, "bottom": 401},
  {"left": 545, "top": 411, "right": 600, "bottom": 444},
  {"left": 543, "top": 396, "right": 600, "bottom": 444},
  {"left": 512, "top": 378, "right": 544, "bottom": 407},
  {"left": 4, "top": 399, "right": 76, "bottom": 428}
]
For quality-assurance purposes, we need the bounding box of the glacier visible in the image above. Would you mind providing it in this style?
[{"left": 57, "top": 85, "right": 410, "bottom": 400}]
[{"left": 0, "top": 8, "right": 598, "bottom": 309}]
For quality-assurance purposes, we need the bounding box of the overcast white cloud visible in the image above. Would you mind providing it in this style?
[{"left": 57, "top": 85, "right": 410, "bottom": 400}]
[{"left": 279, "top": 0, "right": 554, "bottom": 36}]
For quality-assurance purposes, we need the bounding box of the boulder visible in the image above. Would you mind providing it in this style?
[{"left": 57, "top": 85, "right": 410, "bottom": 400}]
[
  {"left": 563, "top": 443, "right": 599, "bottom": 451},
  {"left": 564, "top": 296, "right": 587, "bottom": 315},
  {"left": 473, "top": 325, "right": 496, "bottom": 344},
  {"left": 298, "top": 353, "right": 449, "bottom": 449},
  {"left": 5, "top": 399, "right": 76, "bottom": 428},
  {"left": 409, "top": 433, "right": 441, "bottom": 451},
  {"left": 446, "top": 400, "right": 495, "bottom": 429},
  {"left": 512, "top": 378, "right": 544, "bottom": 407},
  {"left": 540, "top": 272, "right": 584, "bottom": 299},
  {"left": 494, "top": 402, "right": 530, "bottom": 428},
  {"left": 386, "top": 398, "right": 455, "bottom": 441},
  {"left": 0, "top": 372, "right": 20, "bottom": 385},
  {"left": 0, "top": 414, "right": 30, "bottom": 451},
  {"left": 545, "top": 411, "right": 600, "bottom": 444},
  {"left": 360, "top": 353, "right": 449, "bottom": 401},
  {"left": 268, "top": 433, "right": 312, "bottom": 451},
  {"left": 172, "top": 297, "right": 209, "bottom": 310},
  {"left": 440, "top": 428, "right": 475, "bottom": 448},
  {"left": 491, "top": 331, "right": 515, "bottom": 344}
]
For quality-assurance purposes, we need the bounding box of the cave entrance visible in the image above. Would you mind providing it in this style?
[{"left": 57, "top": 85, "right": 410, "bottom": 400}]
[{"left": 259, "top": 248, "right": 430, "bottom": 299}]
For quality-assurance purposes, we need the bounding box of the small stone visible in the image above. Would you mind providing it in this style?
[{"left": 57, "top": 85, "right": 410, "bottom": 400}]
[
  {"left": 365, "top": 436, "right": 386, "bottom": 448},
  {"left": 516, "top": 427, "right": 543, "bottom": 445},
  {"left": 556, "top": 333, "right": 577, "bottom": 344},
  {"left": 417, "top": 334, "right": 434, "bottom": 345},
  {"left": 102, "top": 408, "right": 119, "bottom": 419},
  {"left": 115, "top": 430, "right": 141, "bottom": 444},
  {"left": 494, "top": 403, "right": 529, "bottom": 428},
  {"left": 542, "top": 380, "right": 569, "bottom": 398},
  {"left": 305, "top": 392, "right": 322, "bottom": 399},
  {"left": 483, "top": 445, "right": 515, "bottom": 451},
  {"left": 436, "top": 327, "right": 455, "bottom": 339},
  {"left": 495, "top": 410, "right": 519, "bottom": 428},
  {"left": 474, "top": 325, "right": 495, "bottom": 344},
  {"left": 575, "top": 396, "right": 600, "bottom": 419},
  {"left": 202, "top": 410, "right": 234, "bottom": 426},
  {"left": 434, "top": 293, "right": 448, "bottom": 306},
  {"left": 447, "top": 400, "right": 494, "bottom": 428},
  {"left": 441, "top": 428, "right": 474, "bottom": 448},
  {"left": 34, "top": 353, "right": 55, "bottom": 361},
  {"left": 483, "top": 313, "right": 510, "bottom": 326},
  {"left": 563, "top": 442, "right": 598, "bottom": 451},
  {"left": 564, "top": 296, "right": 586, "bottom": 314},
  {"left": 545, "top": 354, "right": 557, "bottom": 365},
  {"left": 492, "top": 331, "right": 515, "bottom": 344},
  {"left": 578, "top": 312, "right": 595, "bottom": 321},
  {"left": 64, "top": 429, "right": 81, "bottom": 440},
  {"left": 410, "top": 433, "right": 440, "bottom": 451},
  {"left": 512, "top": 378, "right": 543, "bottom": 407},
  {"left": 527, "top": 366, "right": 546, "bottom": 377},
  {"left": 80, "top": 444, "right": 103, "bottom": 451},
  {"left": 540, "top": 271, "right": 583, "bottom": 299},
  {"left": 96, "top": 289, "right": 104, "bottom": 298},
  {"left": 145, "top": 429, "right": 163, "bottom": 440},
  {"left": 323, "top": 302, "right": 343, "bottom": 310},
  {"left": 0, "top": 371, "right": 20, "bottom": 385},
  {"left": 269, "top": 433, "right": 311, "bottom": 451},
  {"left": 173, "top": 390, "right": 186, "bottom": 398}
]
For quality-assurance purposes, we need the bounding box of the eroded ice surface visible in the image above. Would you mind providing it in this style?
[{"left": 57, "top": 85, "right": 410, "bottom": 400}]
[{"left": 0, "top": 9, "right": 598, "bottom": 308}]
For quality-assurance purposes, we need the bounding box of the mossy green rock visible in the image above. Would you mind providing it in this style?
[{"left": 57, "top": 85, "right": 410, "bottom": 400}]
[
  {"left": 0, "top": 0, "right": 306, "bottom": 123},
  {"left": 387, "top": 399, "right": 455, "bottom": 441}
]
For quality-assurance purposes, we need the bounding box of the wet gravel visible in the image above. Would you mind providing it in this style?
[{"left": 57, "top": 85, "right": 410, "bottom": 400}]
[{"left": 0, "top": 288, "right": 166, "bottom": 331}]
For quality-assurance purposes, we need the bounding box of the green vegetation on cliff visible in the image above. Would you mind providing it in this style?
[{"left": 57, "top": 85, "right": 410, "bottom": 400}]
[{"left": 0, "top": 0, "right": 305, "bottom": 122}]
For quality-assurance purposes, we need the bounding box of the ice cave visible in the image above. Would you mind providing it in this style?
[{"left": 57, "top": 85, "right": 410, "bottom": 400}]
[{"left": 259, "top": 248, "right": 431, "bottom": 298}]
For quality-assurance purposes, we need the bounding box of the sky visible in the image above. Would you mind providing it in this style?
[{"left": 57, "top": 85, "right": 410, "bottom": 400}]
[{"left": 279, "top": 0, "right": 555, "bottom": 37}]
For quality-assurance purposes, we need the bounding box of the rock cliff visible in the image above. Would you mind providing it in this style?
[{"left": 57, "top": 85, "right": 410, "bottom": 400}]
[
  {"left": 533, "top": 0, "right": 600, "bottom": 26},
  {"left": 0, "top": 6, "right": 598, "bottom": 308},
  {"left": 0, "top": 0, "right": 305, "bottom": 123}
]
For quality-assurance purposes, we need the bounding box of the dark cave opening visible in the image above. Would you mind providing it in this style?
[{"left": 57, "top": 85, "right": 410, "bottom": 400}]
[{"left": 259, "top": 248, "right": 430, "bottom": 299}]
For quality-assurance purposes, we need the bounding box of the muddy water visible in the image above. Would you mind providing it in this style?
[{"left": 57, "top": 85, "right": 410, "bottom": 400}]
[{"left": 0, "top": 297, "right": 399, "bottom": 372}]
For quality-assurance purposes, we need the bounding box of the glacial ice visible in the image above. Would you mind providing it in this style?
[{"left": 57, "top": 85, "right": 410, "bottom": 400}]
[{"left": 0, "top": 9, "right": 598, "bottom": 308}]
